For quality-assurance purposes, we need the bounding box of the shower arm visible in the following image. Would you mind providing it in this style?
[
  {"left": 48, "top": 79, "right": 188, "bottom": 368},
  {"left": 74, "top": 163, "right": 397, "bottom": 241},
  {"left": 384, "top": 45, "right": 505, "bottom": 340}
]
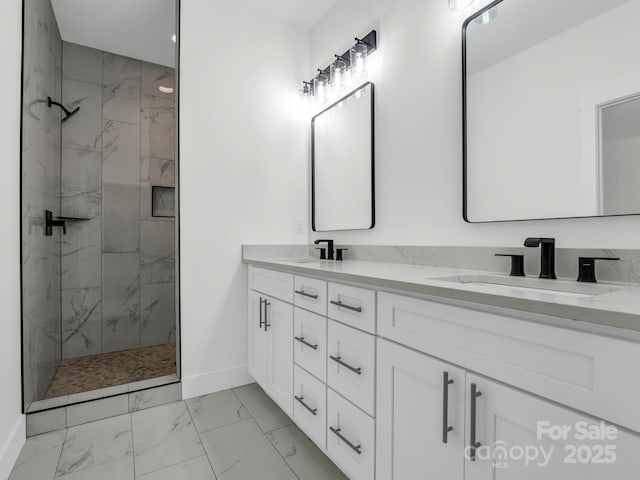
[{"left": 47, "top": 97, "right": 80, "bottom": 123}]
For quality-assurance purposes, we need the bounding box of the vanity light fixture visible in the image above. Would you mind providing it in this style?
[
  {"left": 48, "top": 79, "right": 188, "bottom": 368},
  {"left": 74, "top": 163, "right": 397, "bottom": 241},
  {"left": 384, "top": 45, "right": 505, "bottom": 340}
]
[
  {"left": 449, "top": 0, "right": 475, "bottom": 10},
  {"left": 314, "top": 70, "right": 330, "bottom": 104},
  {"left": 330, "top": 55, "right": 348, "bottom": 92},
  {"left": 474, "top": 7, "right": 498, "bottom": 24},
  {"left": 300, "top": 30, "right": 377, "bottom": 105}
]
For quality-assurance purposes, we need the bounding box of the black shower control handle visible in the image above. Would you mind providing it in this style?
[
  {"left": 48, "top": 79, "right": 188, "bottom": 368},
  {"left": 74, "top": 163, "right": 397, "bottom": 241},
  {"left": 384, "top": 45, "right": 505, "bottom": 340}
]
[{"left": 44, "top": 210, "right": 67, "bottom": 236}]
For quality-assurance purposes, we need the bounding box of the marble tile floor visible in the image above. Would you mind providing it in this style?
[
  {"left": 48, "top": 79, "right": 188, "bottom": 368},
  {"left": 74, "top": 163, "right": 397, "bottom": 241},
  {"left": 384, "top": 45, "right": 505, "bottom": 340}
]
[
  {"left": 11, "top": 383, "right": 348, "bottom": 480},
  {"left": 44, "top": 344, "right": 177, "bottom": 399}
]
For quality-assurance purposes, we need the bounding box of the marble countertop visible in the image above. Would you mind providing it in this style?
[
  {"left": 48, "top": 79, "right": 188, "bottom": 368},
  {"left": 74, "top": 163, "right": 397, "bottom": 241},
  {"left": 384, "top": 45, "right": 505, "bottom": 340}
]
[{"left": 243, "top": 254, "right": 640, "bottom": 333}]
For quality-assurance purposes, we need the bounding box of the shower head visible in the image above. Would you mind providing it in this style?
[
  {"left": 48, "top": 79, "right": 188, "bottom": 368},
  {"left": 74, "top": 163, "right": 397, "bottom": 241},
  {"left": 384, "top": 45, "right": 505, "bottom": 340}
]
[
  {"left": 47, "top": 97, "right": 80, "bottom": 123},
  {"left": 61, "top": 106, "right": 80, "bottom": 123}
]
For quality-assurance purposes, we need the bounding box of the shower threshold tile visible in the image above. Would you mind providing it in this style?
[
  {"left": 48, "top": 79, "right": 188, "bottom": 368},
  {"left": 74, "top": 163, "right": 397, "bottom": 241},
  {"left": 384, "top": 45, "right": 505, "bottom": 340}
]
[
  {"left": 128, "top": 374, "right": 179, "bottom": 392},
  {"left": 67, "top": 384, "right": 129, "bottom": 405},
  {"left": 28, "top": 396, "right": 70, "bottom": 413}
]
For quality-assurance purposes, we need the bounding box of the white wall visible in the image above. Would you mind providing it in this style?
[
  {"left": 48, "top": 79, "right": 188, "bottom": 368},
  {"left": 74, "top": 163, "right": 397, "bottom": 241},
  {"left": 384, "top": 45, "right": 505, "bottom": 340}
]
[
  {"left": 310, "top": 0, "right": 640, "bottom": 248},
  {"left": 0, "top": 0, "right": 26, "bottom": 476},
  {"left": 180, "top": 0, "right": 310, "bottom": 396}
]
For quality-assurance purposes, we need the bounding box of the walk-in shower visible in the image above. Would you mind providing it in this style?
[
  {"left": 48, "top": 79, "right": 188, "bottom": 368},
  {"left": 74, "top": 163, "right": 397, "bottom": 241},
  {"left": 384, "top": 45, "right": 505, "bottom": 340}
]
[{"left": 21, "top": 0, "right": 179, "bottom": 413}]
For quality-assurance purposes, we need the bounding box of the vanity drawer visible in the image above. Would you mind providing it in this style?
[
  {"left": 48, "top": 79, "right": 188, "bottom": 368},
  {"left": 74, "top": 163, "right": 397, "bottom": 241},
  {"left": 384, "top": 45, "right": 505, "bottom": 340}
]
[
  {"left": 248, "top": 266, "right": 293, "bottom": 303},
  {"left": 294, "top": 276, "right": 327, "bottom": 316},
  {"left": 294, "top": 308, "right": 327, "bottom": 382},
  {"left": 294, "top": 366, "right": 327, "bottom": 451},
  {"left": 327, "top": 388, "right": 375, "bottom": 480},
  {"left": 328, "top": 283, "right": 376, "bottom": 334},
  {"left": 378, "top": 291, "right": 640, "bottom": 433},
  {"left": 327, "top": 320, "right": 375, "bottom": 416}
]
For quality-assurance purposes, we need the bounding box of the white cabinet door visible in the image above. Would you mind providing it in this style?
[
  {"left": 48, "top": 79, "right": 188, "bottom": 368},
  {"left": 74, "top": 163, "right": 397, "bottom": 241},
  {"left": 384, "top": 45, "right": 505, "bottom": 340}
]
[
  {"left": 377, "top": 339, "right": 465, "bottom": 480},
  {"left": 248, "top": 290, "right": 268, "bottom": 388},
  {"left": 465, "top": 374, "right": 640, "bottom": 480},
  {"left": 266, "top": 297, "right": 294, "bottom": 417}
]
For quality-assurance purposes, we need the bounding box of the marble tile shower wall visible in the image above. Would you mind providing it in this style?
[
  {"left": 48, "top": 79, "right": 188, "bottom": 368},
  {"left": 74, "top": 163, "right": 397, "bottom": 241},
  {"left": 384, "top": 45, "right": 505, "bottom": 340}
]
[
  {"left": 60, "top": 42, "right": 176, "bottom": 359},
  {"left": 21, "top": 0, "right": 63, "bottom": 406}
]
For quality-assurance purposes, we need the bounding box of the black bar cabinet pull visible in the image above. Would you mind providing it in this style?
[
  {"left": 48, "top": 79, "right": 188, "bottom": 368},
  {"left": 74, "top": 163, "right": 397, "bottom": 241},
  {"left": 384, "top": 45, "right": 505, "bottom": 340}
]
[
  {"left": 330, "top": 300, "right": 362, "bottom": 313},
  {"left": 295, "top": 289, "right": 319, "bottom": 300},
  {"left": 469, "top": 383, "right": 482, "bottom": 461},
  {"left": 294, "top": 395, "right": 318, "bottom": 415},
  {"left": 442, "top": 371, "right": 454, "bottom": 444},
  {"left": 329, "top": 355, "right": 362, "bottom": 375},
  {"left": 259, "top": 298, "right": 265, "bottom": 329},
  {"left": 263, "top": 300, "right": 271, "bottom": 331},
  {"left": 294, "top": 336, "right": 318, "bottom": 350},
  {"left": 330, "top": 427, "right": 362, "bottom": 455}
]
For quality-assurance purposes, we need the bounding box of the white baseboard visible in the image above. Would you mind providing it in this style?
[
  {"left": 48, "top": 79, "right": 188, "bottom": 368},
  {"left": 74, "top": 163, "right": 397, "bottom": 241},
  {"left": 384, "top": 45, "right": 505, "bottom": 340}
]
[
  {"left": 0, "top": 415, "right": 25, "bottom": 480},
  {"left": 182, "top": 364, "right": 254, "bottom": 400}
]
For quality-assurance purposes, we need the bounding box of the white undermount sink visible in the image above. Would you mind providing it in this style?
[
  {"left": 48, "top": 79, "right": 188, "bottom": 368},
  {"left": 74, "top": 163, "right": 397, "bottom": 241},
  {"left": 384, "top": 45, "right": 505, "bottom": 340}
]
[
  {"left": 279, "top": 257, "right": 319, "bottom": 264},
  {"left": 434, "top": 274, "right": 622, "bottom": 298}
]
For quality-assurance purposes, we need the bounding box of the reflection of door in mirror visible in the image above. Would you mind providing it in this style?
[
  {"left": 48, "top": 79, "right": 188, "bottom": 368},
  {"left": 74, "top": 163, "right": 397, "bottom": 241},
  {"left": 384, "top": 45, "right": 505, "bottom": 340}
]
[
  {"left": 464, "top": 0, "right": 640, "bottom": 222},
  {"left": 312, "top": 82, "right": 375, "bottom": 232},
  {"left": 599, "top": 96, "right": 640, "bottom": 215}
]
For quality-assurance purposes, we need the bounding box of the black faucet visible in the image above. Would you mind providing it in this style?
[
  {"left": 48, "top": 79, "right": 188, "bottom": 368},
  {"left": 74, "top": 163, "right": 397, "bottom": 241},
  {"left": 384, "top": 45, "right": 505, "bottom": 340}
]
[
  {"left": 314, "top": 239, "right": 334, "bottom": 260},
  {"left": 524, "top": 237, "right": 556, "bottom": 279}
]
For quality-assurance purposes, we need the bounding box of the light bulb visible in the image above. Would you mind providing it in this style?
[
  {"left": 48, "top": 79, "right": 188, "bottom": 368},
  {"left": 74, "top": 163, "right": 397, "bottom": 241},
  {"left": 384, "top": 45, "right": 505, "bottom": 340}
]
[
  {"left": 314, "top": 72, "right": 329, "bottom": 104},
  {"left": 299, "top": 82, "right": 313, "bottom": 108},
  {"left": 474, "top": 7, "right": 498, "bottom": 24},
  {"left": 448, "top": 0, "right": 475, "bottom": 11},
  {"left": 330, "top": 57, "right": 348, "bottom": 93},
  {"left": 171, "top": 34, "right": 177, "bottom": 43},
  {"left": 350, "top": 42, "right": 369, "bottom": 80}
]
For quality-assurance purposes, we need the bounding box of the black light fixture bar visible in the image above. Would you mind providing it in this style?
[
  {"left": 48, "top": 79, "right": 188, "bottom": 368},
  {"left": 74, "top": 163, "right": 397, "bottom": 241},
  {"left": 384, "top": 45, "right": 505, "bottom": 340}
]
[{"left": 304, "top": 29, "right": 378, "bottom": 92}]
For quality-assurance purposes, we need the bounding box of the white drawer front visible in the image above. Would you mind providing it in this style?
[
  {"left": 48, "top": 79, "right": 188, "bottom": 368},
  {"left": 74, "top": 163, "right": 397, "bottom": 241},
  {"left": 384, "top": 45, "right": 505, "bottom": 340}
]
[
  {"left": 327, "top": 388, "right": 375, "bottom": 480},
  {"left": 328, "top": 283, "right": 376, "bottom": 334},
  {"left": 294, "top": 276, "right": 327, "bottom": 316},
  {"left": 294, "top": 366, "right": 327, "bottom": 451},
  {"left": 248, "top": 266, "right": 294, "bottom": 303},
  {"left": 327, "top": 320, "right": 375, "bottom": 416},
  {"left": 294, "top": 308, "right": 327, "bottom": 383},
  {"left": 379, "top": 291, "right": 640, "bottom": 433}
]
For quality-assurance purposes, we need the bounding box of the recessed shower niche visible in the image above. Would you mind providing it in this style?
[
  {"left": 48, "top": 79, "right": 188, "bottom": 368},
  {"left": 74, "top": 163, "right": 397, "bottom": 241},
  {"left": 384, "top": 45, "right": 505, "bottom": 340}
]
[{"left": 21, "top": 0, "right": 180, "bottom": 413}]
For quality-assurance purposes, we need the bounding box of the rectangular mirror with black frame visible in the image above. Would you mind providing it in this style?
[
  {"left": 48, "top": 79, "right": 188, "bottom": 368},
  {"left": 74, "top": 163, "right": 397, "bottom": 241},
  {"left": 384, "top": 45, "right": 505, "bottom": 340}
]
[
  {"left": 312, "top": 82, "right": 375, "bottom": 232},
  {"left": 21, "top": 0, "right": 180, "bottom": 413},
  {"left": 463, "top": 0, "right": 640, "bottom": 223}
]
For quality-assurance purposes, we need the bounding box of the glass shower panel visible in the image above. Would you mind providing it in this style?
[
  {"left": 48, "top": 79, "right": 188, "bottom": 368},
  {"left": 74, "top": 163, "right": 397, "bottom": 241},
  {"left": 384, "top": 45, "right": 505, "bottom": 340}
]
[
  {"left": 21, "top": 0, "right": 178, "bottom": 413},
  {"left": 21, "top": 0, "right": 63, "bottom": 409}
]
